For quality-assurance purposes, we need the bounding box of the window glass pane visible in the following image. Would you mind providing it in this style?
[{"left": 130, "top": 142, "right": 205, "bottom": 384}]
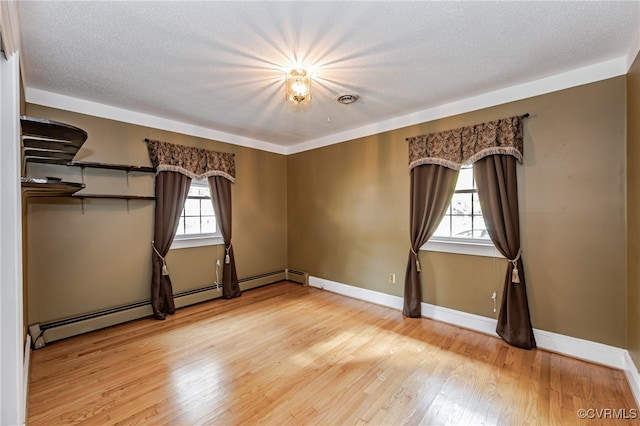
[
  {"left": 184, "top": 216, "right": 200, "bottom": 235},
  {"left": 433, "top": 215, "right": 451, "bottom": 238},
  {"left": 176, "top": 217, "right": 185, "bottom": 235},
  {"left": 451, "top": 215, "right": 472, "bottom": 237},
  {"left": 451, "top": 193, "right": 472, "bottom": 215},
  {"left": 184, "top": 199, "right": 200, "bottom": 216},
  {"left": 457, "top": 167, "right": 474, "bottom": 190},
  {"left": 201, "top": 216, "right": 216, "bottom": 233},
  {"left": 201, "top": 200, "right": 214, "bottom": 216}
]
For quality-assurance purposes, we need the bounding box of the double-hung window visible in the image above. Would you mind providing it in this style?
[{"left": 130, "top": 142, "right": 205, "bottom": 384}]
[
  {"left": 171, "top": 179, "right": 223, "bottom": 249},
  {"left": 424, "top": 164, "right": 502, "bottom": 257}
]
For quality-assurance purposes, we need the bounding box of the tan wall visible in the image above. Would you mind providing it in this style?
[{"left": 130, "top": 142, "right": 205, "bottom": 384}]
[
  {"left": 628, "top": 52, "right": 640, "bottom": 366},
  {"left": 25, "top": 104, "right": 287, "bottom": 324},
  {"left": 288, "top": 77, "right": 627, "bottom": 347}
]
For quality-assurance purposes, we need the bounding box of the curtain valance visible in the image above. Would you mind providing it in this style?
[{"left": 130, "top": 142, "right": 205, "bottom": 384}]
[
  {"left": 408, "top": 114, "right": 527, "bottom": 171},
  {"left": 146, "top": 139, "right": 235, "bottom": 182}
]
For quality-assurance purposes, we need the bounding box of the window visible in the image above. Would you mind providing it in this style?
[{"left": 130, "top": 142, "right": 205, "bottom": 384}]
[
  {"left": 424, "top": 165, "right": 502, "bottom": 257},
  {"left": 171, "top": 179, "right": 223, "bottom": 249}
]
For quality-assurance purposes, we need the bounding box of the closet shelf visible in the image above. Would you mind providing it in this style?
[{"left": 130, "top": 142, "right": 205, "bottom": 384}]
[
  {"left": 69, "top": 162, "right": 156, "bottom": 200},
  {"left": 21, "top": 116, "right": 88, "bottom": 165},
  {"left": 72, "top": 194, "right": 155, "bottom": 200},
  {"left": 21, "top": 116, "right": 156, "bottom": 201},
  {"left": 21, "top": 178, "right": 85, "bottom": 198},
  {"left": 20, "top": 116, "right": 88, "bottom": 145},
  {"left": 68, "top": 161, "right": 155, "bottom": 173}
]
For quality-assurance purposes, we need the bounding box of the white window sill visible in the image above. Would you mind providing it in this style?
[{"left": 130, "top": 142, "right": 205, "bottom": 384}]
[
  {"left": 422, "top": 238, "right": 504, "bottom": 258},
  {"left": 171, "top": 235, "right": 224, "bottom": 250}
]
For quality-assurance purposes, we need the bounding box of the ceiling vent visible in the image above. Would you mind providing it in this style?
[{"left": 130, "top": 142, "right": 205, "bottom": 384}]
[{"left": 336, "top": 94, "right": 359, "bottom": 105}]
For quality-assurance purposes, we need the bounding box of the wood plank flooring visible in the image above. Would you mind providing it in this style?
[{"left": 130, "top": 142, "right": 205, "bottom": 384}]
[{"left": 28, "top": 281, "right": 638, "bottom": 425}]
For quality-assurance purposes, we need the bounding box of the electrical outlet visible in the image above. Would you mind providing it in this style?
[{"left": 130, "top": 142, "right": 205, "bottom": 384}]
[{"left": 388, "top": 273, "right": 396, "bottom": 284}]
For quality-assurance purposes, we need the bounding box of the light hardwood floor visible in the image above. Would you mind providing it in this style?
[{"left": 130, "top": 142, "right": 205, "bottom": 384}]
[{"left": 28, "top": 281, "right": 638, "bottom": 425}]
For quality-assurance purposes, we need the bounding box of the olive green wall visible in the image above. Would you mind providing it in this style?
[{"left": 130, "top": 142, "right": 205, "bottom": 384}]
[
  {"left": 25, "top": 104, "right": 287, "bottom": 324},
  {"left": 288, "top": 77, "right": 627, "bottom": 347},
  {"left": 628, "top": 51, "right": 640, "bottom": 366}
]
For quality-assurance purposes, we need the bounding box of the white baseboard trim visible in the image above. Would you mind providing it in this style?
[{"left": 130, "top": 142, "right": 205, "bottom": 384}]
[
  {"left": 533, "top": 328, "right": 627, "bottom": 370},
  {"left": 309, "top": 276, "right": 405, "bottom": 311},
  {"left": 420, "top": 299, "right": 499, "bottom": 337},
  {"left": 308, "top": 276, "right": 629, "bottom": 372},
  {"left": 624, "top": 351, "right": 640, "bottom": 407}
]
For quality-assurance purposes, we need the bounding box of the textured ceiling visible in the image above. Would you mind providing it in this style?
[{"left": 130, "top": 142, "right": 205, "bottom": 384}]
[{"left": 17, "top": 1, "right": 640, "bottom": 153}]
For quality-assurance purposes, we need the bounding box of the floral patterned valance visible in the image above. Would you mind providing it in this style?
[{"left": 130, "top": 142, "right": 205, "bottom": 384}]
[
  {"left": 408, "top": 114, "right": 527, "bottom": 171},
  {"left": 146, "top": 139, "right": 235, "bottom": 182}
]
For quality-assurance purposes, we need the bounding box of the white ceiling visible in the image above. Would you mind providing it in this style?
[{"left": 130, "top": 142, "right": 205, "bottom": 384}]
[{"left": 17, "top": 1, "right": 640, "bottom": 154}]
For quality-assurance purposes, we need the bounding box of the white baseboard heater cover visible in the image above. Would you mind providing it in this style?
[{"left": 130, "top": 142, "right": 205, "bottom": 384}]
[
  {"left": 29, "top": 269, "right": 295, "bottom": 349},
  {"left": 286, "top": 268, "right": 309, "bottom": 285}
]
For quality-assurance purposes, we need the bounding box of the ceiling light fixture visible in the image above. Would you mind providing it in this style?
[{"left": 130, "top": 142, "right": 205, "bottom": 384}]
[{"left": 285, "top": 66, "right": 311, "bottom": 106}]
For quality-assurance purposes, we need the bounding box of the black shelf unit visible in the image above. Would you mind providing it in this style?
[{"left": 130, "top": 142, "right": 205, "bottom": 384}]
[
  {"left": 20, "top": 116, "right": 156, "bottom": 200},
  {"left": 72, "top": 194, "right": 155, "bottom": 200},
  {"left": 68, "top": 161, "right": 155, "bottom": 174},
  {"left": 21, "top": 178, "right": 85, "bottom": 198},
  {"left": 21, "top": 116, "right": 87, "bottom": 166}
]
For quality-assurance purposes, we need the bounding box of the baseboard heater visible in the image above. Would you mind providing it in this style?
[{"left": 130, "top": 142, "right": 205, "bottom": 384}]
[
  {"left": 285, "top": 268, "right": 309, "bottom": 285},
  {"left": 29, "top": 269, "right": 297, "bottom": 349}
]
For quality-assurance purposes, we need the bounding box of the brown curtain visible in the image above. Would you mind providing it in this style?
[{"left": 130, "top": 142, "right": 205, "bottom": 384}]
[
  {"left": 151, "top": 171, "right": 192, "bottom": 320},
  {"left": 404, "top": 164, "right": 459, "bottom": 317},
  {"left": 474, "top": 155, "right": 536, "bottom": 349},
  {"left": 208, "top": 175, "right": 241, "bottom": 299}
]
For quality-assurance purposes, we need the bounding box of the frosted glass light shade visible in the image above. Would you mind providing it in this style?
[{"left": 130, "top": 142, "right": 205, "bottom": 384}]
[{"left": 285, "top": 67, "right": 311, "bottom": 105}]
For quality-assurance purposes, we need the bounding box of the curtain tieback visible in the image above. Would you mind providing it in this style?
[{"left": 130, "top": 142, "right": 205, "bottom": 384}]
[
  {"left": 151, "top": 242, "right": 169, "bottom": 276},
  {"left": 410, "top": 247, "right": 421, "bottom": 272},
  {"left": 225, "top": 243, "right": 232, "bottom": 264},
  {"left": 508, "top": 248, "right": 522, "bottom": 284}
]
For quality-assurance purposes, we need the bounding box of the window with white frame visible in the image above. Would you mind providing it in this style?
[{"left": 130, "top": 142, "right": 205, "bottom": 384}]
[
  {"left": 172, "top": 179, "right": 223, "bottom": 249},
  {"left": 425, "top": 164, "right": 502, "bottom": 257}
]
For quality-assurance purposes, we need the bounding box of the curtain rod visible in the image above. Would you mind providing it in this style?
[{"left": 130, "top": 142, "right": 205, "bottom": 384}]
[{"left": 405, "top": 113, "right": 530, "bottom": 141}]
